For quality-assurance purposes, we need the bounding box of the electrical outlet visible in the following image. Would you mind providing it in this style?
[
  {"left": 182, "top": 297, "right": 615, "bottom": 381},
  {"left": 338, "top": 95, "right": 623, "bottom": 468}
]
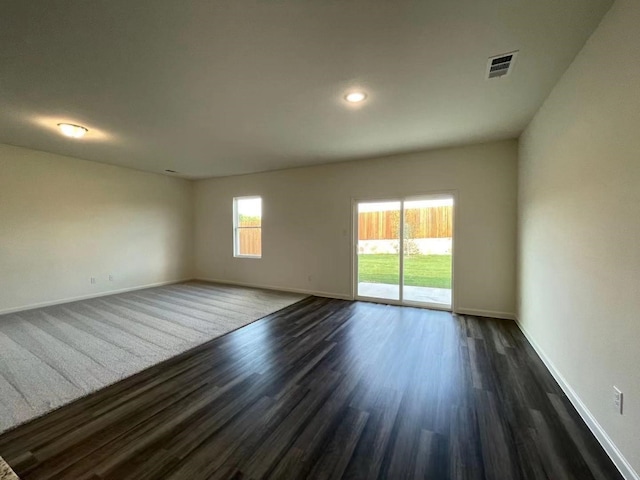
[
  {"left": 613, "top": 386, "right": 623, "bottom": 415},
  {"left": 90, "top": 277, "right": 96, "bottom": 285}
]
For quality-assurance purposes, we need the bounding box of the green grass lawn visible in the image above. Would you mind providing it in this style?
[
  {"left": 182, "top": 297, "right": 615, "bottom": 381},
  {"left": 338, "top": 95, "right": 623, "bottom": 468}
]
[{"left": 358, "top": 254, "right": 452, "bottom": 289}]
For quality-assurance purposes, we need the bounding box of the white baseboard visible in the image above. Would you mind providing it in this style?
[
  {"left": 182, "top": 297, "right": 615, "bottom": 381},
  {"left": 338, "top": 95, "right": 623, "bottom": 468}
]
[
  {"left": 455, "top": 307, "right": 516, "bottom": 320},
  {"left": 195, "top": 277, "right": 352, "bottom": 301},
  {"left": 0, "top": 278, "right": 194, "bottom": 316},
  {"left": 516, "top": 320, "right": 639, "bottom": 480}
]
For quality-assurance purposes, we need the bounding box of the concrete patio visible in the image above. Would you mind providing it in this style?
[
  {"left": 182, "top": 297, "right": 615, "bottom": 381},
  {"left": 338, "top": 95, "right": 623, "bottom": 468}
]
[{"left": 357, "top": 282, "right": 452, "bottom": 306}]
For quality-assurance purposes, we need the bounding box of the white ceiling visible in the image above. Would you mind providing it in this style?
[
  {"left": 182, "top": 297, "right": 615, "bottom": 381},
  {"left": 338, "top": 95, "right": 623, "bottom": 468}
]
[{"left": 1, "top": 0, "right": 612, "bottom": 178}]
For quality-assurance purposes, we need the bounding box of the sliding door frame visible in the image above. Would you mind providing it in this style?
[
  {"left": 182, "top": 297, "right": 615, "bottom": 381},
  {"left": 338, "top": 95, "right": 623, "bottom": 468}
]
[{"left": 351, "top": 191, "right": 457, "bottom": 312}]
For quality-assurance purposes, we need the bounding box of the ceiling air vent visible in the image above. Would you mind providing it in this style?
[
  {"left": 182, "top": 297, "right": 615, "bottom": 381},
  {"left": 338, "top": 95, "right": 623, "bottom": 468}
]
[{"left": 486, "top": 51, "right": 518, "bottom": 79}]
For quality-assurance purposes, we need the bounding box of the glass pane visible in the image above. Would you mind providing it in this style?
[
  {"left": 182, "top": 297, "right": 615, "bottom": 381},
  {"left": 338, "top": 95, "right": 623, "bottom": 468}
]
[
  {"left": 237, "top": 227, "right": 262, "bottom": 256},
  {"left": 237, "top": 197, "right": 262, "bottom": 227},
  {"left": 357, "top": 201, "right": 401, "bottom": 300},
  {"left": 402, "top": 197, "right": 453, "bottom": 307}
]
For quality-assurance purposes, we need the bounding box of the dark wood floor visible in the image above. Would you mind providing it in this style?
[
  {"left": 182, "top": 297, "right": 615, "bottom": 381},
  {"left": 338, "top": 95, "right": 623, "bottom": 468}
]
[{"left": 0, "top": 297, "right": 622, "bottom": 480}]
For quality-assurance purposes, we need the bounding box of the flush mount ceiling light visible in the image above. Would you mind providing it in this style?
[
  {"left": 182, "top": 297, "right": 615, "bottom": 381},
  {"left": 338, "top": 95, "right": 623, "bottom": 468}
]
[
  {"left": 344, "top": 91, "right": 367, "bottom": 103},
  {"left": 57, "top": 123, "right": 88, "bottom": 138}
]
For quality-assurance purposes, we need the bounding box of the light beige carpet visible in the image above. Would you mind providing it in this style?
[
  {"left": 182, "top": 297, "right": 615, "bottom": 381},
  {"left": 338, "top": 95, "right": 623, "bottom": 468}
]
[
  {"left": 0, "top": 456, "right": 18, "bottom": 480},
  {"left": 0, "top": 281, "right": 306, "bottom": 433}
]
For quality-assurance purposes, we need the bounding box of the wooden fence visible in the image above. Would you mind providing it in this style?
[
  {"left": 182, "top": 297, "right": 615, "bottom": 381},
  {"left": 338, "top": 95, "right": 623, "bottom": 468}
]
[
  {"left": 238, "top": 228, "right": 262, "bottom": 256},
  {"left": 358, "top": 206, "right": 452, "bottom": 240},
  {"left": 237, "top": 216, "right": 262, "bottom": 256}
]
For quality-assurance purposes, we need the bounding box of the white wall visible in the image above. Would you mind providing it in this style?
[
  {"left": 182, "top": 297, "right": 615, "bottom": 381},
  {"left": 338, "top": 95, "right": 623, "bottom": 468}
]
[
  {"left": 195, "top": 140, "right": 518, "bottom": 318},
  {"left": 518, "top": 0, "right": 640, "bottom": 476},
  {"left": 0, "top": 144, "right": 194, "bottom": 313}
]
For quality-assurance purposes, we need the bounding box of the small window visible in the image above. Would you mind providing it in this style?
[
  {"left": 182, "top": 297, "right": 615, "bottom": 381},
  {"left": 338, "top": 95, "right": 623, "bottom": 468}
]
[{"left": 233, "top": 196, "right": 262, "bottom": 258}]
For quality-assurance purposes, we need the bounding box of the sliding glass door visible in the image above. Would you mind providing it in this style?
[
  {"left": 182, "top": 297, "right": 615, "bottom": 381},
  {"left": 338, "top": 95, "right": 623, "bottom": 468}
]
[
  {"left": 401, "top": 198, "right": 453, "bottom": 307},
  {"left": 356, "top": 201, "right": 401, "bottom": 301},
  {"left": 355, "top": 195, "right": 453, "bottom": 309}
]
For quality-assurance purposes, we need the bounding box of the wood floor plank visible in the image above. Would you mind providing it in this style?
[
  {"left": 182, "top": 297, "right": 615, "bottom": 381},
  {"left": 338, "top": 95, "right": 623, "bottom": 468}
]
[
  {"left": 0, "top": 298, "right": 624, "bottom": 480},
  {"left": 306, "top": 407, "right": 369, "bottom": 480}
]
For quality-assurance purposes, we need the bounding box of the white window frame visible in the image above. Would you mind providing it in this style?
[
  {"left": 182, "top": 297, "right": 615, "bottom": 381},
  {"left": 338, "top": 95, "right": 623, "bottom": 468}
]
[{"left": 233, "top": 196, "right": 262, "bottom": 258}]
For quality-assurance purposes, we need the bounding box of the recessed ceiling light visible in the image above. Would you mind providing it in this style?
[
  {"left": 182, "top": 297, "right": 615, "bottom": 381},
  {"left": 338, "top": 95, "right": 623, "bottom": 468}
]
[
  {"left": 344, "top": 92, "right": 367, "bottom": 103},
  {"left": 57, "top": 123, "right": 88, "bottom": 138}
]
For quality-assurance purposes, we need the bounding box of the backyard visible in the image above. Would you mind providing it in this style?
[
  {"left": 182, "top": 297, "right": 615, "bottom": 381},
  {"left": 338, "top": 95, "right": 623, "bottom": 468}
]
[{"left": 358, "top": 254, "right": 452, "bottom": 289}]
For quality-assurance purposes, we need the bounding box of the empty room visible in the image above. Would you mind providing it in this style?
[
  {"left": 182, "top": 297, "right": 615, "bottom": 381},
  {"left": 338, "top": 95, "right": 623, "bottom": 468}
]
[{"left": 0, "top": 0, "right": 638, "bottom": 479}]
